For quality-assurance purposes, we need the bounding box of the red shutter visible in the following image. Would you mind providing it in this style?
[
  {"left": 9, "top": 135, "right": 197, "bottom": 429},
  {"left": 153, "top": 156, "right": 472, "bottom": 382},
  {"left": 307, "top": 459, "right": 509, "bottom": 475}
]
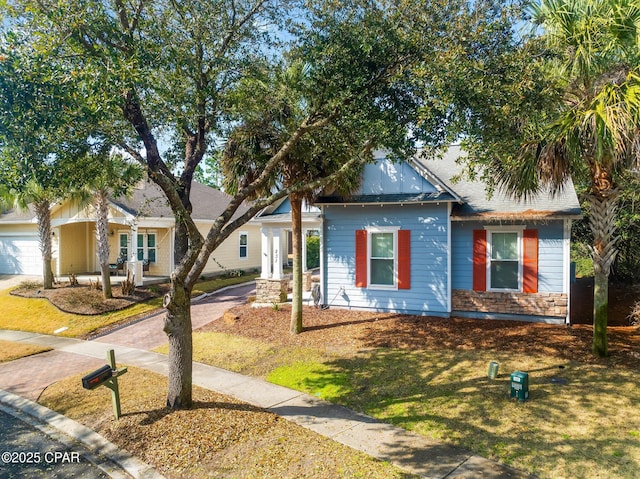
[
  {"left": 523, "top": 229, "right": 538, "bottom": 293},
  {"left": 398, "top": 230, "right": 411, "bottom": 290},
  {"left": 473, "top": 229, "right": 487, "bottom": 291},
  {"left": 355, "top": 230, "right": 367, "bottom": 287}
]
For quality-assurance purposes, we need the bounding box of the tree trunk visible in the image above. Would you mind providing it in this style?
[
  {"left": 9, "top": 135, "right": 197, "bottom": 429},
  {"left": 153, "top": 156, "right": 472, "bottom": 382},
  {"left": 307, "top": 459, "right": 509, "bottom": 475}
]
[
  {"left": 174, "top": 220, "right": 189, "bottom": 267},
  {"left": 173, "top": 183, "right": 193, "bottom": 267},
  {"left": 163, "top": 280, "right": 193, "bottom": 408},
  {"left": 586, "top": 186, "right": 619, "bottom": 358},
  {"left": 34, "top": 200, "right": 53, "bottom": 289},
  {"left": 95, "top": 190, "right": 112, "bottom": 299},
  {"left": 290, "top": 193, "right": 303, "bottom": 335},
  {"left": 592, "top": 271, "right": 608, "bottom": 356}
]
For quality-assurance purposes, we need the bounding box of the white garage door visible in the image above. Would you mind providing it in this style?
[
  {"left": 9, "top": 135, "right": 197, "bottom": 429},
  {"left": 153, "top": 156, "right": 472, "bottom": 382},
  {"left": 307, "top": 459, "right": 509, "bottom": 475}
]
[{"left": 0, "top": 236, "right": 43, "bottom": 275}]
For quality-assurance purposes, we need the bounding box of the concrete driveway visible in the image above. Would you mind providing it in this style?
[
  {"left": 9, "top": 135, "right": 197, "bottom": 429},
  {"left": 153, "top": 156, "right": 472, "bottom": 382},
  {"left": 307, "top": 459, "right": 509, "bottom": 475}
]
[{"left": 0, "top": 274, "right": 41, "bottom": 291}]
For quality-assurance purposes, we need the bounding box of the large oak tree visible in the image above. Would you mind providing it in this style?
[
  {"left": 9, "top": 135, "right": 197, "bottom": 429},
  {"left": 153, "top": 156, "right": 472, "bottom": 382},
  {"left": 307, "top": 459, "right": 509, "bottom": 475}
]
[{"left": 6, "top": 0, "right": 527, "bottom": 407}]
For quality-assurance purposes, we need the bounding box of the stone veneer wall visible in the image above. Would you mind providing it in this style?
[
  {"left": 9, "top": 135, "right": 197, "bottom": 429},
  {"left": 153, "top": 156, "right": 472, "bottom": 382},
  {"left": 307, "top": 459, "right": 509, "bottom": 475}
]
[
  {"left": 452, "top": 290, "right": 568, "bottom": 318},
  {"left": 255, "top": 278, "right": 289, "bottom": 303}
]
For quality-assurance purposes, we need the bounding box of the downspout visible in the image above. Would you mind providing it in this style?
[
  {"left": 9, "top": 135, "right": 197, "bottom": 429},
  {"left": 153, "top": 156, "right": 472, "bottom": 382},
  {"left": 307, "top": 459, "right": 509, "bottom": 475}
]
[
  {"left": 320, "top": 207, "right": 326, "bottom": 308},
  {"left": 447, "top": 202, "right": 452, "bottom": 316},
  {"left": 564, "top": 219, "right": 572, "bottom": 325}
]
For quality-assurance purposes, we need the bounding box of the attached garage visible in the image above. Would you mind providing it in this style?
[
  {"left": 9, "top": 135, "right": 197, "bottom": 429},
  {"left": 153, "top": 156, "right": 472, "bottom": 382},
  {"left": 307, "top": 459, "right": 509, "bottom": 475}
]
[{"left": 0, "top": 235, "right": 42, "bottom": 275}]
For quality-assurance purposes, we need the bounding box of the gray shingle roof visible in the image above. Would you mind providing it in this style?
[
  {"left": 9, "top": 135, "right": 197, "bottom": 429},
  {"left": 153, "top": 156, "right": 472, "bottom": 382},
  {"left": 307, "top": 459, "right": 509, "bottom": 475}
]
[
  {"left": 110, "top": 180, "right": 251, "bottom": 221},
  {"left": 413, "top": 145, "right": 582, "bottom": 220},
  {"left": 0, "top": 205, "right": 37, "bottom": 222},
  {"left": 0, "top": 180, "right": 249, "bottom": 224}
]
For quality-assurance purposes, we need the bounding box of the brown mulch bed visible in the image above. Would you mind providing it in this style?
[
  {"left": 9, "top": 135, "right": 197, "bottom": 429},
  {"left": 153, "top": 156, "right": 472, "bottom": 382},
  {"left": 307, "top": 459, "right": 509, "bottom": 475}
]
[
  {"left": 11, "top": 283, "right": 163, "bottom": 315},
  {"left": 12, "top": 275, "right": 640, "bottom": 370},
  {"left": 200, "top": 303, "right": 640, "bottom": 370},
  {"left": 198, "top": 276, "right": 640, "bottom": 370},
  {"left": 198, "top": 278, "right": 640, "bottom": 369}
]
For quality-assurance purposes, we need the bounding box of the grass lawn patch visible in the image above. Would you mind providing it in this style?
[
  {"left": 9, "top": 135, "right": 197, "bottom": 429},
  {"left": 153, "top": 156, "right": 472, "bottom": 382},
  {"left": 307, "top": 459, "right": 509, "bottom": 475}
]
[
  {"left": 267, "top": 349, "right": 640, "bottom": 478},
  {"left": 208, "top": 344, "right": 640, "bottom": 478},
  {"left": 191, "top": 274, "right": 258, "bottom": 297},
  {"left": 267, "top": 362, "right": 352, "bottom": 402},
  {"left": 156, "top": 331, "right": 327, "bottom": 378},
  {"left": 0, "top": 274, "right": 254, "bottom": 339},
  {"left": 39, "top": 366, "right": 418, "bottom": 479},
  {"left": 194, "top": 304, "right": 640, "bottom": 479},
  {"left": 0, "top": 288, "right": 162, "bottom": 337},
  {"left": 0, "top": 340, "right": 51, "bottom": 362}
]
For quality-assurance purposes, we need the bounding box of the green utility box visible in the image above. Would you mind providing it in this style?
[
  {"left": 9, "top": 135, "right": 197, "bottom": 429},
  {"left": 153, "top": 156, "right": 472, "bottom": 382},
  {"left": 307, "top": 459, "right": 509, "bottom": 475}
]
[{"left": 510, "top": 371, "right": 529, "bottom": 402}]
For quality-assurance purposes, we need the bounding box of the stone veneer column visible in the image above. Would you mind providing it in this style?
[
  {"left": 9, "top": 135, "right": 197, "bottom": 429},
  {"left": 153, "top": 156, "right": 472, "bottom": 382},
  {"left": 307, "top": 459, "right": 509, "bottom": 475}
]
[{"left": 255, "top": 278, "right": 288, "bottom": 303}]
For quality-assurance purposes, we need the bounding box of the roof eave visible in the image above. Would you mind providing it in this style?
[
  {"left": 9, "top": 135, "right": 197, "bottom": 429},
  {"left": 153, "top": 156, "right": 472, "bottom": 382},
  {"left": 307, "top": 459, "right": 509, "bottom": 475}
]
[
  {"left": 451, "top": 211, "right": 583, "bottom": 222},
  {"left": 318, "top": 199, "right": 458, "bottom": 207}
]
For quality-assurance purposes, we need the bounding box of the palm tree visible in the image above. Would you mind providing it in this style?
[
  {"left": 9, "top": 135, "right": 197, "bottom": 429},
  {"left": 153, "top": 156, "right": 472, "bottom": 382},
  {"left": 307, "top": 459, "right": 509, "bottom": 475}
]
[
  {"left": 222, "top": 63, "right": 364, "bottom": 334},
  {"left": 0, "top": 30, "right": 95, "bottom": 289},
  {"left": 7, "top": 177, "right": 58, "bottom": 289},
  {"left": 284, "top": 136, "right": 363, "bottom": 334},
  {"left": 78, "top": 150, "right": 142, "bottom": 299},
  {"left": 495, "top": 0, "right": 640, "bottom": 357}
]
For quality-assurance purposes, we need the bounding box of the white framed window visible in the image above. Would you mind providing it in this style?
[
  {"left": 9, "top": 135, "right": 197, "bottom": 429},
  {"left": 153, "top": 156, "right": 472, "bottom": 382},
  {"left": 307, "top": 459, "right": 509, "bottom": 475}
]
[
  {"left": 118, "top": 233, "right": 129, "bottom": 259},
  {"left": 368, "top": 226, "right": 399, "bottom": 289},
  {"left": 137, "top": 232, "right": 157, "bottom": 263},
  {"left": 487, "top": 228, "right": 523, "bottom": 291},
  {"left": 239, "top": 232, "right": 248, "bottom": 259}
]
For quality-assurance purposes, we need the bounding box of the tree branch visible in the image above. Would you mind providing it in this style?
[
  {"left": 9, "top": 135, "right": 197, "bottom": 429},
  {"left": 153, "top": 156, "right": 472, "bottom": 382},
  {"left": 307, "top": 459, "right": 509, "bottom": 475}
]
[
  {"left": 184, "top": 136, "right": 376, "bottom": 288},
  {"left": 219, "top": 0, "right": 269, "bottom": 59}
]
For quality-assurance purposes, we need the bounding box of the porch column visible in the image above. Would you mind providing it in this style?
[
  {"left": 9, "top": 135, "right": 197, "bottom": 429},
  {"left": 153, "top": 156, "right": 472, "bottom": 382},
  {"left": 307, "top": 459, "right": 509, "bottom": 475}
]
[
  {"left": 272, "top": 227, "right": 282, "bottom": 280},
  {"left": 128, "top": 225, "right": 143, "bottom": 286},
  {"left": 261, "top": 227, "right": 271, "bottom": 279},
  {"left": 302, "top": 228, "right": 308, "bottom": 273}
]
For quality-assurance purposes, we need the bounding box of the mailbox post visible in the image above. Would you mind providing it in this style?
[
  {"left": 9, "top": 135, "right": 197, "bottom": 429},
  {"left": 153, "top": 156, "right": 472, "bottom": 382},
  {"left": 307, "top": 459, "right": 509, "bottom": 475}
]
[{"left": 81, "top": 349, "right": 128, "bottom": 419}]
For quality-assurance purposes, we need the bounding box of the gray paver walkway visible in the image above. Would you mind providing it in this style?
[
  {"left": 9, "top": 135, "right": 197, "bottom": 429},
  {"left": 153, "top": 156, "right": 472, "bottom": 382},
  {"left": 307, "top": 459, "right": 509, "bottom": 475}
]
[
  {"left": 0, "top": 283, "right": 531, "bottom": 479},
  {"left": 93, "top": 282, "right": 255, "bottom": 349},
  {"left": 0, "top": 349, "right": 103, "bottom": 401}
]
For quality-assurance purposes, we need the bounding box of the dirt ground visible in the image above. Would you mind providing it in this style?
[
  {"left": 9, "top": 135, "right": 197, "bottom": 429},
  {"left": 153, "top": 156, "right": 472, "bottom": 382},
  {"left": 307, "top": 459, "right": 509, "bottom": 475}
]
[{"left": 200, "top": 279, "right": 640, "bottom": 371}]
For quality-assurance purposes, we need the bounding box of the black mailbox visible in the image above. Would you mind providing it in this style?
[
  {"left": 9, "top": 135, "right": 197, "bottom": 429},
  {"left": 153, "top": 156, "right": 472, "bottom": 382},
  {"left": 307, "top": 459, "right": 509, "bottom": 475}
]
[{"left": 82, "top": 365, "right": 113, "bottom": 390}]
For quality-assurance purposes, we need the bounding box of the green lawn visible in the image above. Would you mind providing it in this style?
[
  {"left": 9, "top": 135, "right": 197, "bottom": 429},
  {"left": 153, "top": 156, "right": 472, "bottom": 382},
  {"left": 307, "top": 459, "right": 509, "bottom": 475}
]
[
  {"left": 190, "top": 273, "right": 258, "bottom": 297},
  {"left": 0, "top": 288, "right": 163, "bottom": 337},
  {"left": 185, "top": 331, "right": 640, "bottom": 479}
]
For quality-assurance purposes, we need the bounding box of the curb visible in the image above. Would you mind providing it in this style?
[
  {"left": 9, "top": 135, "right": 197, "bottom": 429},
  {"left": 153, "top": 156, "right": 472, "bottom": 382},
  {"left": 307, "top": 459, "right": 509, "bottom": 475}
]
[
  {"left": 192, "top": 279, "right": 256, "bottom": 302},
  {"left": 0, "top": 389, "right": 165, "bottom": 479}
]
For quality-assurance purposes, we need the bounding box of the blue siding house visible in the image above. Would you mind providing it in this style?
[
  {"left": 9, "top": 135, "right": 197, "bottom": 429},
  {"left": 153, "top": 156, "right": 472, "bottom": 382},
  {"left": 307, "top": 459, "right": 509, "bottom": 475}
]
[{"left": 315, "top": 146, "right": 582, "bottom": 324}]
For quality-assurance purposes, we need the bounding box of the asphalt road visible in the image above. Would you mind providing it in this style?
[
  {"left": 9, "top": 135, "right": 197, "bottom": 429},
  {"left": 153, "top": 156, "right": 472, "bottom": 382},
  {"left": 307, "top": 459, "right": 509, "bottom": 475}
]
[{"left": 0, "top": 409, "right": 109, "bottom": 479}]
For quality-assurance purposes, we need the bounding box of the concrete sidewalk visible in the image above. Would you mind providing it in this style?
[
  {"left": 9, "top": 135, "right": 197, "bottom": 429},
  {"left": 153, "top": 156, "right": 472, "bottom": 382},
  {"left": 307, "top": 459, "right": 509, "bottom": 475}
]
[{"left": 0, "top": 328, "right": 530, "bottom": 479}]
